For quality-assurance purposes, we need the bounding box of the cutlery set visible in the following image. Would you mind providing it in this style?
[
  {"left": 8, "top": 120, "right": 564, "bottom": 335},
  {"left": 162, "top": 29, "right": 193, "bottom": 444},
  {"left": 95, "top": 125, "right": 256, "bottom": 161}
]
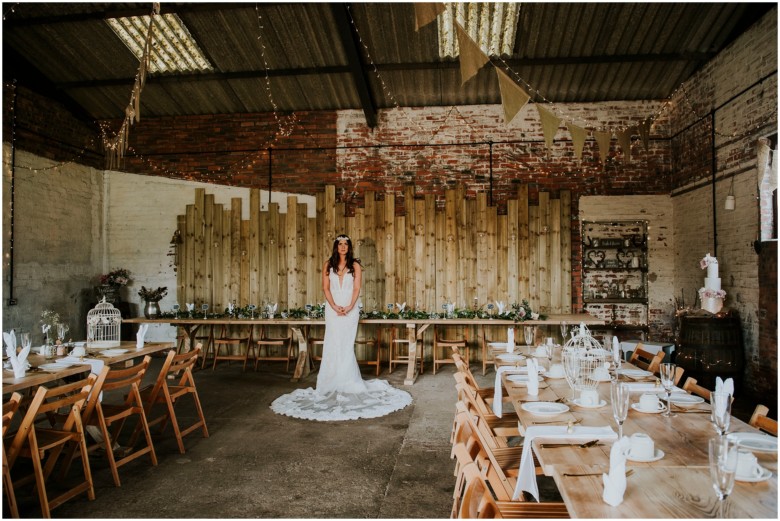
[
  {"left": 564, "top": 469, "right": 634, "bottom": 478},
  {"left": 540, "top": 440, "right": 602, "bottom": 449}
]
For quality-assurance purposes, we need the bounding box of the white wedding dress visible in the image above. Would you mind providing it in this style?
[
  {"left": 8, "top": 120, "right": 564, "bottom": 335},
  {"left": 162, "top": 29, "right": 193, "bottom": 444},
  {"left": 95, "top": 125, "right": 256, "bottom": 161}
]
[{"left": 270, "top": 269, "right": 412, "bottom": 421}]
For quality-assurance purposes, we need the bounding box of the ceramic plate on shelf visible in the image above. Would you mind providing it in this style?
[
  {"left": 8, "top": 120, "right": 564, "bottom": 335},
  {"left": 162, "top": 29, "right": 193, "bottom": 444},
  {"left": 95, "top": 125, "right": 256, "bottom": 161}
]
[
  {"left": 727, "top": 432, "right": 778, "bottom": 453},
  {"left": 735, "top": 467, "right": 772, "bottom": 483},
  {"left": 630, "top": 403, "right": 666, "bottom": 414},
  {"left": 521, "top": 402, "right": 569, "bottom": 416},
  {"left": 626, "top": 448, "right": 665, "bottom": 463},
  {"left": 667, "top": 394, "right": 705, "bottom": 407},
  {"left": 496, "top": 354, "right": 526, "bottom": 362},
  {"left": 506, "top": 374, "right": 544, "bottom": 384}
]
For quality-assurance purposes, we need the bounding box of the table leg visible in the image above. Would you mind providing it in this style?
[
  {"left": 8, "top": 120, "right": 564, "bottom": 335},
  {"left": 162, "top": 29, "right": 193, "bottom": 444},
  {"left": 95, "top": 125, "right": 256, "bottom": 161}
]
[
  {"left": 290, "top": 326, "right": 310, "bottom": 382},
  {"left": 404, "top": 323, "right": 418, "bottom": 385},
  {"left": 179, "top": 324, "right": 202, "bottom": 353}
]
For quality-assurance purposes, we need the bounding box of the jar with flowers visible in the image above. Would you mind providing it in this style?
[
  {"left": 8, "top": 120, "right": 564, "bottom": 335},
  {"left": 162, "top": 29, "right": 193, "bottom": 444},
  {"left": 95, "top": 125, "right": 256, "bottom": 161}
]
[
  {"left": 138, "top": 286, "right": 168, "bottom": 318},
  {"left": 96, "top": 268, "right": 131, "bottom": 303}
]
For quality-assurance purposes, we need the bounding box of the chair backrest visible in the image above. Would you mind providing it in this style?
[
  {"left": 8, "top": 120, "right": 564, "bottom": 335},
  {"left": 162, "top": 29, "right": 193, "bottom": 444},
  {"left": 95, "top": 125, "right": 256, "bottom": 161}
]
[
  {"left": 749, "top": 404, "right": 778, "bottom": 436},
  {"left": 453, "top": 363, "right": 484, "bottom": 393},
  {"left": 457, "top": 462, "right": 502, "bottom": 519},
  {"left": 682, "top": 377, "right": 712, "bottom": 400},
  {"left": 146, "top": 346, "right": 201, "bottom": 404},
  {"left": 629, "top": 345, "right": 665, "bottom": 373},
  {"left": 2, "top": 392, "right": 23, "bottom": 437},
  {"left": 83, "top": 356, "right": 152, "bottom": 421}
]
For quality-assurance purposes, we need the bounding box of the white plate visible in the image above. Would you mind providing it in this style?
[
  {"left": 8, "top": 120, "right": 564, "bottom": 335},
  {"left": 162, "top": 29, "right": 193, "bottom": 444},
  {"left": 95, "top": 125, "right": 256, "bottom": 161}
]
[
  {"left": 592, "top": 375, "right": 612, "bottom": 382},
  {"left": 100, "top": 349, "right": 129, "bottom": 356},
  {"left": 38, "top": 362, "right": 74, "bottom": 371},
  {"left": 506, "top": 374, "right": 544, "bottom": 384},
  {"left": 521, "top": 402, "right": 570, "bottom": 416},
  {"left": 626, "top": 448, "right": 665, "bottom": 463},
  {"left": 496, "top": 354, "right": 526, "bottom": 362},
  {"left": 573, "top": 398, "right": 607, "bottom": 409},
  {"left": 727, "top": 432, "right": 778, "bottom": 453},
  {"left": 546, "top": 373, "right": 566, "bottom": 379},
  {"left": 667, "top": 394, "right": 705, "bottom": 407},
  {"left": 631, "top": 402, "right": 666, "bottom": 414},
  {"left": 620, "top": 369, "right": 653, "bottom": 377},
  {"left": 735, "top": 466, "right": 772, "bottom": 483}
]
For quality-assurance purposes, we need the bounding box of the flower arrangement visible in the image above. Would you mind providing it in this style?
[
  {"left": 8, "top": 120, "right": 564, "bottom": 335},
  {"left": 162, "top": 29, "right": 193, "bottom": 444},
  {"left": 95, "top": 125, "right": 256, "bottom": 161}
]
[
  {"left": 100, "top": 268, "right": 131, "bottom": 287},
  {"left": 699, "top": 288, "right": 726, "bottom": 299},
  {"left": 699, "top": 253, "right": 717, "bottom": 270},
  {"left": 138, "top": 286, "right": 168, "bottom": 302},
  {"left": 40, "top": 310, "right": 61, "bottom": 343},
  {"left": 511, "top": 299, "right": 543, "bottom": 321}
]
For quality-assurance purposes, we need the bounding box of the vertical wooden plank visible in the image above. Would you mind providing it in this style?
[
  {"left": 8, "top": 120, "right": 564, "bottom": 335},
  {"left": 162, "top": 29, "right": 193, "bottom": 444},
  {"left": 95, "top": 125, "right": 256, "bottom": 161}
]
[
  {"left": 176, "top": 214, "right": 186, "bottom": 307},
  {"left": 528, "top": 205, "right": 539, "bottom": 309},
  {"left": 424, "top": 194, "right": 436, "bottom": 311},
  {"left": 240, "top": 220, "right": 250, "bottom": 306},
  {"left": 354, "top": 207, "right": 368, "bottom": 309},
  {"left": 259, "top": 199, "right": 270, "bottom": 305},
  {"left": 517, "top": 184, "right": 530, "bottom": 302},
  {"left": 335, "top": 202, "right": 346, "bottom": 235},
  {"left": 364, "top": 192, "right": 378, "bottom": 311},
  {"left": 496, "top": 213, "right": 508, "bottom": 305},
  {"left": 538, "top": 191, "right": 551, "bottom": 312},
  {"left": 268, "top": 203, "right": 280, "bottom": 307},
  {"left": 414, "top": 199, "right": 426, "bottom": 311},
  {"left": 230, "top": 199, "right": 242, "bottom": 303},
  {"left": 560, "top": 190, "right": 572, "bottom": 313},
  {"left": 550, "top": 197, "right": 562, "bottom": 313},
  {"left": 507, "top": 199, "right": 519, "bottom": 303},
  {"left": 435, "top": 209, "right": 446, "bottom": 308},
  {"left": 465, "top": 198, "right": 477, "bottom": 308},
  {"left": 276, "top": 211, "right": 287, "bottom": 307},
  {"left": 296, "top": 202, "right": 307, "bottom": 309},
  {"left": 203, "top": 194, "right": 214, "bottom": 306},
  {"left": 455, "top": 186, "right": 467, "bottom": 306},
  {"left": 249, "top": 189, "right": 261, "bottom": 306},
  {"left": 383, "top": 193, "right": 396, "bottom": 307},
  {"left": 184, "top": 208, "right": 194, "bottom": 306},
  {"left": 476, "top": 192, "right": 489, "bottom": 308},
  {"left": 444, "top": 190, "right": 458, "bottom": 307},
  {"left": 375, "top": 196, "right": 387, "bottom": 310},
  {"left": 307, "top": 216, "right": 318, "bottom": 307},
  {"left": 221, "top": 209, "right": 231, "bottom": 308},
  {"left": 323, "top": 185, "right": 336, "bottom": 263},
  {"left": 404, "top": 185, "right": 416, "bottom": 307},
  {"left": 193, "top": 189, "right": 205, "bottom": 305},
  {"left": 212, "top": 203, "right": 224, "bottom": 311},
  {"left": 395, "top": 215, "right": 407, "bottom": 305},
  {"left": 286, "top": 196, "right": 298, "bottom": 309}
]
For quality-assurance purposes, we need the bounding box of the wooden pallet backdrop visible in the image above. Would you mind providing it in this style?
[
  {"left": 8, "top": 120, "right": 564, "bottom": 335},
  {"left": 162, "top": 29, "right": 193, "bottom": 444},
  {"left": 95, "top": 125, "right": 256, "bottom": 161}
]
[{"left": 176, "top": 184, "right": 572, "bottom": 316}]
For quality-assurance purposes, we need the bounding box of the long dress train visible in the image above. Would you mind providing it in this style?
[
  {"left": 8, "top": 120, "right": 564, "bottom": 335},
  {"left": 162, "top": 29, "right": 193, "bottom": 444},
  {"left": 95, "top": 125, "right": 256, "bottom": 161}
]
[{"left": 270, "top": 270, "right": 412, "bottom": 421}]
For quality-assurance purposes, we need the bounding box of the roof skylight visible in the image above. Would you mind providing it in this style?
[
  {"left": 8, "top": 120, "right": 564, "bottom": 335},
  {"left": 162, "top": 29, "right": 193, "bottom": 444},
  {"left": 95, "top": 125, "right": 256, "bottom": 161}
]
[{"left": 438, "top": 2, "right": 519, "bottom": 59}]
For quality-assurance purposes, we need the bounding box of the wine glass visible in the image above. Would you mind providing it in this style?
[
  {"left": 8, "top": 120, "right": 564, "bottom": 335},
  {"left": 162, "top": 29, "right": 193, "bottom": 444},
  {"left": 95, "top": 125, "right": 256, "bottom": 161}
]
[
  {"left": 711, "top": 391, "right": 732, "bottom": 436},
  {"left": 563, "top": 350, "right": 581, "bottom": 402},
  {"left": 659, "top": 363, "right": 677, "bottom": 418},
  {"left": 559, "top": 321, "right": 568, "bottom": 343},
  {"left": 610, "top": 380, "right": 630, "bottom": 439},
  {"left": 523, "top": 326, "right": 535, "bottom": 356},
  {"left": 20, "top": 332, "right": 32, "bottom": 353},
  {"left": 709, "top": 436, "right": 738, "bottom": 518}
]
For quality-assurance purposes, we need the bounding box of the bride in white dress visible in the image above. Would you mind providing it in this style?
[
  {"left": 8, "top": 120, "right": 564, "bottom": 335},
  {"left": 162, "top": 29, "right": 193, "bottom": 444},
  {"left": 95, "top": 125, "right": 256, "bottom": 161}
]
[{"left": 271, "top": 235, "right": 412, "bottom": 421}]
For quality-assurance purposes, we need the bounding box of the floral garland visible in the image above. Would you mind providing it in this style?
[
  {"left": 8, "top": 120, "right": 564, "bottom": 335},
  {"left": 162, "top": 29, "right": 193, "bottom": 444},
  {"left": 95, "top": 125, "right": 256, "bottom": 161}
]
[{"left": 698, "top": 288, "right": 726, "bottom": 299}]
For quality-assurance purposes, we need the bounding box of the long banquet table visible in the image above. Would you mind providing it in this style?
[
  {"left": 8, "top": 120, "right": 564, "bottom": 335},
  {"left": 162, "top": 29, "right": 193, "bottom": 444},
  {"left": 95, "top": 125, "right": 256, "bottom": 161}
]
[
  {"left": 497, "top": 356, "right": 777, "bottom": 518},
  {"left": 125, "top": 314, "right": 603, "bottom": 385},
  {"left": 2, "top": 341, "right": 175, "bottom": 394}
]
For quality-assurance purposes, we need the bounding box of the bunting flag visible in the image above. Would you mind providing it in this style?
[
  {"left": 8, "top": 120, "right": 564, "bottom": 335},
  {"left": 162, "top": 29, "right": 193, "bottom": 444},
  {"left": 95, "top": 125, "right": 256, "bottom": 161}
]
[
  {"left": 414, "top": 3, "right": 445, "bottom": 31},
  {"left": 496, "top": 68, "right": 530, "bottom": 124},
  {"left": 567, "top": 123, "right": 588, "bottom": 159},
  {"left": 616, "top": 128, "right": 632, "bottom": 163},
  {"left": 536, "top": 104, "right": 561, "bottom": 152},
  {"left": 594, "top": 130, "right": 613, "bottom": 163},
  {"left": 637, "top": 118, "right": 652, "bottom": 150},
  {"left": 456, "top": 23, "right": 489, "bottom": 85}
]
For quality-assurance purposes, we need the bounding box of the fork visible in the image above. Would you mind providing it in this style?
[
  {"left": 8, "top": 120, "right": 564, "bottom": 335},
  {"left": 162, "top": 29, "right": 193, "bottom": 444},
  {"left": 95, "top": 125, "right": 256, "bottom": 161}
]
[{"left": 541, "top": 440, "right": 601, "bottom": 449}]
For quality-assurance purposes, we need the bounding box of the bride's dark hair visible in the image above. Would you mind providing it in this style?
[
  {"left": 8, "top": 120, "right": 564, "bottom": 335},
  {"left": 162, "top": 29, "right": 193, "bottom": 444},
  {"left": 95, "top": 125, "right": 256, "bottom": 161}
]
[{"left": 327, "top": 234, "right": 361, "bottom": 275}]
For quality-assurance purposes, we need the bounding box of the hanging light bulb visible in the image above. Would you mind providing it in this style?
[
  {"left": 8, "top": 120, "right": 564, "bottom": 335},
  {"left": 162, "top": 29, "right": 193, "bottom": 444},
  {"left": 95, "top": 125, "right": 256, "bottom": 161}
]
[{"left": 724, "top": 175, "right": 735, "bottom": 210}]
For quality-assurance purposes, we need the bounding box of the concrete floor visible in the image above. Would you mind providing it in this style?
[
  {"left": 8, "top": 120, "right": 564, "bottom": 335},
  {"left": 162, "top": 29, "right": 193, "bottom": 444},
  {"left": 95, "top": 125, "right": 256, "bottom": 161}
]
[{"left": 13, "top": 359, "right": 464, "bottom": 519}]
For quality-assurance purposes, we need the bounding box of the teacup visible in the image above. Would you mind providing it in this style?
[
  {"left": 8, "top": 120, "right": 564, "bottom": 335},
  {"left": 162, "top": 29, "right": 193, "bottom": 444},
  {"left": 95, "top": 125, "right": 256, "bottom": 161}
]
[
  {"left": 630, "top": 432, "right": 655, "bottom": 460},
  {"left": 580, "top": 389, "right": 600, "bottom": 406},
  {"left": 548, "top": 363, "right": 565, "bottom": 378},
  {"left": 70, "top": 346, "right": 86, "bottom": 357},
  {"left": 535, "top": 345, "right": 548, "bottom": 357},
  {"left": 546, "top": 337, "right": 554, "bottom": 346},
  {"left": 638, "top": 393, "right": 661, "bottom": 412},
  {"left": 736, "top": 449, "right": 763, "bottom": 479},
  {"left": 592, "top": 366, "right": 610, "bottom": 381}
]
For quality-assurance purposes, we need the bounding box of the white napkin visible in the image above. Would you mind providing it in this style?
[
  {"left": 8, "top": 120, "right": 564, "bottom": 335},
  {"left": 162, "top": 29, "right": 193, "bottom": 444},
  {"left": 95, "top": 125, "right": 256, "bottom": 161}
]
[
  {"left": 492, "top": 365, "right": 526, "bottom": 418},
  {"left": 496, "top": 301, "right": 506, "bottom": 314},
  {"left": 514, "top": 425, "right": 618, "bottom": 501},
  {"left": 4, "top": 331, "right": 30, "bottom": 378},
  {"left": 227, "top": 302, "right": 235, "bottom": 314},
  {"left": 624, "top": 382, "right": 683, "bottom": 394},
  {"left": 602, "top": 436, "right": 631, "bottom": 506},
  {"left": 526, "top": 358, "right": 540, "bottom": 396},
  {"left": 396, "top": 302, "right": 406, "bottom": 313},
  {"left": 507, "top": 327, "right": 515, "bottom": 352},
  {"left": 612, "top": 336, "right": 621, "bottom": 363},
  {"left": 715, "top": 377, "right": 734, "bottom": 396},
  {"left": 136, "top": 324, "right": 149, "bottom": 349},
  {"left": 186, "top": 302, "right": 195, "bottom": 312}
]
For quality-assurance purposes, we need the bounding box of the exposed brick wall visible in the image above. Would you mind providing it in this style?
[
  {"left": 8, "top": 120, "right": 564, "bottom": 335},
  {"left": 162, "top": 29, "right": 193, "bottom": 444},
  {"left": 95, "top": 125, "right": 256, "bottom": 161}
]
[{"left": 755, "top": 241, "right": 777, "bottom": 399}]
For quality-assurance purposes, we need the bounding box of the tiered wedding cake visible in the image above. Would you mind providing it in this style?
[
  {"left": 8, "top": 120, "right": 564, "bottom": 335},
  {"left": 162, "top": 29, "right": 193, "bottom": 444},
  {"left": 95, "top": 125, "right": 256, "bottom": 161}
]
[{"left": 699, "top": 253, "right": 726, "bottom": 314}]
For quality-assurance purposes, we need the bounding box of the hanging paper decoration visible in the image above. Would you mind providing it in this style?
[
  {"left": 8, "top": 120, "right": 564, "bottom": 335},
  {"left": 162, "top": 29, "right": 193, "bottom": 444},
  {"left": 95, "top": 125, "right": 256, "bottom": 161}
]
[
  {"left": 594, "top": 130, "right": 612, "bottom": 163},
  {"left": 496, "top": 68, "right": 530, "bottom": 124},
  {"left": 616, "top": 128, "right": 632, "bottom": 163},
  {"left": 456, "top": 23, "right": 489, "bottom": 85},
  {"left": 567, "top": 122, "right": 588, "bottom": 159},
  {"left": 414, "top": 2, "right": 445, "bottom": 31},
  {"left": 536, "top": 104, "right": 561, "bottom": 152},
  {"left": 637, "top": 118, "right": 652, "bottom": 151}
]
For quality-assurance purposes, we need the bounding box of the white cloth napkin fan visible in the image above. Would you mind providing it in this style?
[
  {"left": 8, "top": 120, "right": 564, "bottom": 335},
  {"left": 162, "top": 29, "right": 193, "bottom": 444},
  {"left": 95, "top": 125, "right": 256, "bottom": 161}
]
[
  {"left": 612, "top": 336, "right": 621, "bottom": 363},
  {"left": 715, "top": 376, "right": 734, "bottom": 396},
  {"left": 602, "top": 436, "right": 631, "bottom": 506},
  {"left": 491, "top": 365, "right": 526, "bottom": 418},
  {"left": 4, "top": 331, "right": 30, "bottom": 378},
  {"left": 506, "top": 327, "right": 514, "bottom": 352},
  {"left": 186, "top": 302, "right": 195, "bottom": 313},
  {"left": 136, "top": 324, "right": 149, "bottom": 349},
  {"left": 526, "top": 358, "right": 540, "bottom": 396},
  {"left": 496, "top": 301, "right": 506, "bottom": 314},
  {"left": 396, "top": 302, "right": 406, "bottom": 313}
]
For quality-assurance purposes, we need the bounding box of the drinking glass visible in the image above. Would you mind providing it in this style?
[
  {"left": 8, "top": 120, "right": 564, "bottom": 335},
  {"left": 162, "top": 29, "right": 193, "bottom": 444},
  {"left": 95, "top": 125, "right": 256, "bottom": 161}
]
[
  {"left": 20, "top": 332, "right": 32, "bottom": 353},
  {"left": 563, "top": 350, "right": 581, "bottom": 402},
  {"left": 659, "top": 363, "right": 676, "bottom": 418},
  {"left": 711, "top": 391, "right": 732, "bottom": 436},
  {"left": 523, "top": 326, "right": 535, "bottom": 357},
  {"left": 546, "top": 343, "right": 555, "bottom": 369},
  {"left": 610, "top": 380, "right": 630, "bottom": 439},
  {"left": 559, "top": 321, "right": 568, "bottom": 343},
  {"left": 709, "top": 436, "right": 738, "bottom": 518}
]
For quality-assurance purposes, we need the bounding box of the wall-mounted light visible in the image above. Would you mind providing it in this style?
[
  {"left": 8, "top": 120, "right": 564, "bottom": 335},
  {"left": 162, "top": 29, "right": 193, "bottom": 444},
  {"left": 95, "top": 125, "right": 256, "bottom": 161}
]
[{"left": 724, "top": 176, "right": 735, "bottom": 210}]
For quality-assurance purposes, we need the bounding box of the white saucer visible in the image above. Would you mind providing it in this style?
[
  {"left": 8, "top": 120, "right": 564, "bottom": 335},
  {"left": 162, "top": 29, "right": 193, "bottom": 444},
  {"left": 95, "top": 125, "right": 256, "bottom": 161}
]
[
  {"left": 667, "top": 394, "right": 705, "bottom": 407},
  {"left": 521, "top": 402, "right": 570, "bottom": 416},
  {"left": 573, "top": 398, "right": 607, "bottom": 409},
  {"left": 727, "top": 432, "right": 778, "bottom": 453},
  {"left": 39, "top": 362, "right": 71, "bottom": 371},
  {"left": 592, "top": 375, "right": 612, "bottom": 382},
  {"left": 626, "top": 448, "right": 665, "bottom": 463},
  {"left": 546, "top": 373, "right": 566, "bottom": 379},
  {"left": 631, "top": 403, "right": 666, "bottom": 414},
  {"left": 735, "top": 467, "right": 772, "bottom": 483}
]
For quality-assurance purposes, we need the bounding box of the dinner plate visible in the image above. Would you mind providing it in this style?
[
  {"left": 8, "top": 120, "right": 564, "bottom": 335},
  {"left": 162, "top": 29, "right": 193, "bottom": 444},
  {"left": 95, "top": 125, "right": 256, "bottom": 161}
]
[
  {"left": 727, "top": 432, "right": 778, "bottom": 453},
  {"left": 496, "top": 354, "right": 526, "bottom": 362},
  {"left": 626, "top": 448, "right": 665, "bottom": 463},
  {"left": 591, "top": 374, "right": 612, "bottom": 382},
  {"left": 506, "top": 374, "right": 544, "bottom": 384},
  {"left": 39, "top": 362, "right": 72, "bottom": 371},
  {"left": 667, "top": 394, "right": 705, "bottom": 407},
  {"left": 630, "top": 403, "right": 666, "bottom": 414},
  {"left": 521, "top": 402, "right": 569, "bottom": 416},
  {"left": 572, "top": 398, "right": 607, "bottom": 409},
  {"left": 735, "top": 466, "right": 772, "bottom": 483},
  {"left": 619, "top": 369, "right": 653, "bottom": 377},
  {"left": 100, "top": 349, "right": 129, "bottom": 356}
]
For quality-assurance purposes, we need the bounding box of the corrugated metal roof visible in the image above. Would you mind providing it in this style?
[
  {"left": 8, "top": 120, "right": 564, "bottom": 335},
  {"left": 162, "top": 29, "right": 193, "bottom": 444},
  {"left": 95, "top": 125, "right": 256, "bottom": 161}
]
[{"left": 3, "top": 2, "right": 772, "bottom": 121}]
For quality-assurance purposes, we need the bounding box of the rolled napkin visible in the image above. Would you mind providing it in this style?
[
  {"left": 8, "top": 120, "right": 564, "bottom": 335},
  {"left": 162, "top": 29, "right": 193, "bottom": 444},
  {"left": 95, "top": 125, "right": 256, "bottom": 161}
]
[
  {"left": 602, "top": 436, "right": 632, "bottom": 506},
  {"left": 514, "top": 425, "right": 618, "bottom": 501},
  {"left": 612, "top": 336, "right": 621, "bottom": 363},
  {"left": 715, "top": 376, "right": 734, "bottom": 396},
  {"left": 492, "top": 365, "right": 526, "bottom": 418},
  {"left": 507, "top": 327, "right": 515, "bottom": 352},
  {"left": 4, "top": 331, "right": 30, "bottom": 378},
  {"left": 623, "top": 382, "right": 683, "bottom": 394},
  {"left": 526, "top": 358, "right": 539, "bottom": 396},
  {"left": 136, "top": 324, "right": 149, "bottom": 349}
]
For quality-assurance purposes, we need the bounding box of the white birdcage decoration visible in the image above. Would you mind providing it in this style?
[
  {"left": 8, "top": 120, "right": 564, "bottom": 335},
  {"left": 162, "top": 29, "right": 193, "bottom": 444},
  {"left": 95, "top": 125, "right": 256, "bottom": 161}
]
[
  {"left": 562, "top": 323, "right": 611, "bottom": 395},
  {"left": 86, "top": 298, "right": 122, "bottom": 348}
]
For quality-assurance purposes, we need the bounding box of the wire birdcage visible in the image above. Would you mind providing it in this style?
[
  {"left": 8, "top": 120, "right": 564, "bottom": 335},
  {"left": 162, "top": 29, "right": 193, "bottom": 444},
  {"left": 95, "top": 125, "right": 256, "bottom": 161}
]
[
  {"left": 562, "top": 323, "right": 611, "bottom": 398},
  {"left": 86, "top": 298, "right": 122, "bottom": 348}
]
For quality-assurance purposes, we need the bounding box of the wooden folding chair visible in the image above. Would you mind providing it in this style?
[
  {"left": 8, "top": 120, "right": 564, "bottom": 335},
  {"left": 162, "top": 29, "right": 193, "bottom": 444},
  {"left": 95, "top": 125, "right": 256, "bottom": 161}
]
[
  {"left": 682, "top": 377, "right": 712, "bottom": 400},
  {"left": 749, "top": 404, "right": 778, "bottom": 436},
  {"left": 453, "top": 353, "right": 506, "bottom": 401},
  {"left": 3, "top": 392, "right": 23, "bottom": 518},
  {"left": 136, "top": 346, "right": 208, "bottom": 454},
  {"left": 454, "top": 373, "right": 518, "bottom": 427},
  {"left": 77, "top": 356, "right": 157, "bottom": 486},
  {"left": 211, "top": 324, "right": 252, "bottom": 371},
  {"left": 388, "top": 326, "right": 424, "bottom": 374},
  {"left": 4, "top": 377, "right": 96, "bottom": 518},
  {"left": 433, "top": 325, "right": 469, "bottom": 374},
  {"left": 628, "top": 344, "right": 665, "bottom": 373},
  {"left": 254, "top": 325, "right": 295, "bottom": 372},
  {"left": 455, "top": 462, "right": 503, "bottom": 518}
]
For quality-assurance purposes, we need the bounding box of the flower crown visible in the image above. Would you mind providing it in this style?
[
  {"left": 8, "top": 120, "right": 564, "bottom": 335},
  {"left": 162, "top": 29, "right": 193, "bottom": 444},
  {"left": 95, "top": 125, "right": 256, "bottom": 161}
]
[{"left": 335, "top": 234, "right": 350, "bottom": 242}]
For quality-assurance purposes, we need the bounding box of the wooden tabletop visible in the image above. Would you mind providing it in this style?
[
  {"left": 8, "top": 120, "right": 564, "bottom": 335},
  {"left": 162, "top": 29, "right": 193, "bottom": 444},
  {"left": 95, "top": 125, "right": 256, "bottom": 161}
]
[
  {"left": 499, "top": 359, "right": 778, "bottom": 518},
  {"left": 2, "top": 341, "right": 174, "bottom": 394}
]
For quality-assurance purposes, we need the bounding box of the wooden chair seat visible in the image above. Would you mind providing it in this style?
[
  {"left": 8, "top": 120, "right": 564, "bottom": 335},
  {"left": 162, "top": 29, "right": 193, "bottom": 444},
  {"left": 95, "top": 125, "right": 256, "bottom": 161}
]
[
  {"left": 355, "top": 337, "right": 382, "bottom": 376},
  {"left": 433, "top": 325, "right": 469, "bottom": 375},
  {"left": 254, "top": 325, "right": 295, "bottom": 372},
  {"left": 388, "top": 326, "right": 423, "bottom": 375},
  {"left": 210, "top": 325, "right": 252, "bottom": 371}
]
